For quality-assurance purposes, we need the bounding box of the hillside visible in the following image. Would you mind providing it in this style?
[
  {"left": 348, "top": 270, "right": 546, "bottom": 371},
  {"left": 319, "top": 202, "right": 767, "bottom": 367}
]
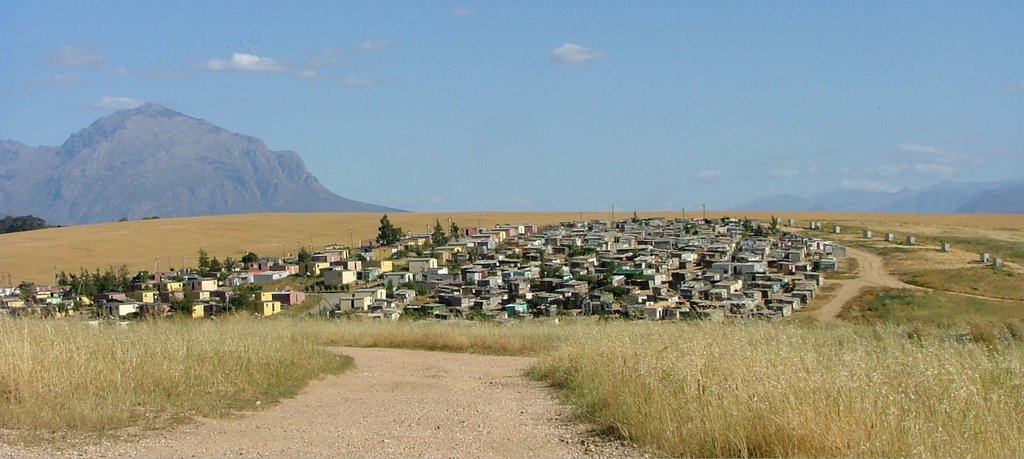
[
  {"left": 2, "top": 210, "right": 1022, "bottom": 285},
  {"left": 0, "top": 104, "right": 396, "bottom": 225}
]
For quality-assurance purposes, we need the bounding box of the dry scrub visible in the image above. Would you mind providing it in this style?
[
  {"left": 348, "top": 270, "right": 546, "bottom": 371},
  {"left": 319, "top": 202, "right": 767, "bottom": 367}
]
[
  {"left": 0, "top": 317, "right": 350, "bottom": 442},
  {"left": 4, "top": 317, "right": 1023, "bottom": 458},
  {"left": 531, "top": 321, "right": 1024, "bottom": 457}
]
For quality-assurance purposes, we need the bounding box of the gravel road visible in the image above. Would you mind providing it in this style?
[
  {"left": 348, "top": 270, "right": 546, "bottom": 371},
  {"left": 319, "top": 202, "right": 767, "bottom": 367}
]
[
  {"left": 810, "top": 247, "right": 910, "bottom": 321},
  {"left": 2, "top": 347, "right": 642, "bottom": 458}
]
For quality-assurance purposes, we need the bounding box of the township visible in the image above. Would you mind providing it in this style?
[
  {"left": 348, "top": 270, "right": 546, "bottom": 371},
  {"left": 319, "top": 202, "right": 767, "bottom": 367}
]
[{"left": 1, "top": 216, "right": 844, "bottom": 321}]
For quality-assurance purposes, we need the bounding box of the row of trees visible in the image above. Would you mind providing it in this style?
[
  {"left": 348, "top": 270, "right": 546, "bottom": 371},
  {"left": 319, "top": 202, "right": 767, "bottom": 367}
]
[
  {"left": 0, "top": 215, "right": 50, "bottom": 234},
  {"left": 377, "top": 214, "right": 461, "bottom": 247},
  {"left": 55, "top": 265, "right": 136, "bottom": 302}
]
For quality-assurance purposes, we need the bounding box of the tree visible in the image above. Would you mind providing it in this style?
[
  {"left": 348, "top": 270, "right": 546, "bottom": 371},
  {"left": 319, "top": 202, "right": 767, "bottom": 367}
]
[
  {"left": 431, "top": 219, "right": 449, "bottom": 246},
  {"left": 223, "top": 256, "right": 237, "bottom": 272},
  {"left": 229, "top": 283, "right": 262, "bottom": 312},
  {"left": 297, "top": 246, "right": 312, "bottom": 263},
  {"left": 376, "top": 214, "right": 403, "bottom": 246},
  {"left": 197, "top": 248, "right": 210, "bottom": 272},
  {"left": 209, "top": 257, "right": 223, "bottom": 273},
  {"left": 17, "top": 281, "right": 35, "bottom": 304},
  {"left": 448, "top": 219, "right": 460, "bottom": 239},
  {"left": 241, "top": 251, "right": 259, "bottom": 264},
  {"left": 0, "top": 215, "right": 48, "bottom": 234},
  {"left": 631, "top": 211, "right": 641, "bottom": 224}
]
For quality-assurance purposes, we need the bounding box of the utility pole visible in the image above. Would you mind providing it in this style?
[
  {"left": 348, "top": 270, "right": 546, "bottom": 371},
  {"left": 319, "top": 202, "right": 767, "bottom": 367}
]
[
  {"left": 611, "top": 205, "right": 615, "bottom": 222},
  {"left": 702, "top": 203, "right": 706, "bottom": 221},
  {"left": 154, "top": 257, "right": 160, "bottom": 274}
]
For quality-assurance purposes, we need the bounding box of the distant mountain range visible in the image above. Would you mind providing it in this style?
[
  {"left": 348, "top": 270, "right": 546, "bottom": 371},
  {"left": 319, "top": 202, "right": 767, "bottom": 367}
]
[
  {"left": 731, "top": 180, "right": 1024, "bottom": 213},
  {"left": 0, "top": 104, "right": 396, "bottom": 225}
]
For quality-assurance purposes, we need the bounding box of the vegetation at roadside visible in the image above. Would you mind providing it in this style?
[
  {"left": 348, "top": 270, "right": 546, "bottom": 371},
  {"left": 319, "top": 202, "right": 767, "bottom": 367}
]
[
  {"left": 530, "top": 321, "right": 1024, "bottom": 458},
  {"left": 905, "top": 267, "right": 1024, "bottom": 301},
  {"left": 2, "top": 316, "right": 1023, "bottom": 458},
  {"left": 839, "top": 287, "right": 1024, "bottom": 325},
  {"left": 0, "top": 317, "right": 351, "bottom": 443}
]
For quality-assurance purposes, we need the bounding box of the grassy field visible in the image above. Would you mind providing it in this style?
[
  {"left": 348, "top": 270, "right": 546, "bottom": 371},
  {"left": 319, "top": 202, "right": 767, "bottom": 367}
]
[
  {"left": 4, "top": 211, "right": 1023, "bottom": 285},
  {"left": 838, "top": 288, "right": 1024, "bottom": 326},
  {"left": 3, "top": 317, "right": 1023, "bottom": 458},
  {"left": 905, "top": 267, "right": 1024, "bottom": 301},
  {"left": 0, "top": 316, "right": 350, "bottom": 443}
]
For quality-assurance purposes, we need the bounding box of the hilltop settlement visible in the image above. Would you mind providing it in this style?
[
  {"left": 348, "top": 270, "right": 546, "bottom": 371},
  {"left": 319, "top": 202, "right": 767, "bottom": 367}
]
[{"left": 1, "top": 215, "right": 844, "bottom": 322}]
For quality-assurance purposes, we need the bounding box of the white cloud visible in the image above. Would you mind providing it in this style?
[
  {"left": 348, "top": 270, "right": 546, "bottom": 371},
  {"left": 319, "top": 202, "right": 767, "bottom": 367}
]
[
  {"left": 551, "top": 43, "right": 605, "bottom": 64},
  {"left": 204, "top": 53, "right": 286, "bottom": 72},
  {"left": 874, "top": 161, "right": 955, "bottom": 179},
  {"left": 1008, "top": 82, "right": 1024, "bottom": 92},
  {"left": 298, "top": 69, "right": 320, "bottom": 78},
  {"left": 92, "top": 96, "right": 144, "bottom": 110},
  {"left": 49, "top": 45, "right": 103, "bottom": 67},
  {"left": 451, "top": 7, "right": 472, "bottom": 16},
  {"left": 339, "top": 76, "right": 376, "bottom": 86},
  {"left": 770, "top": 169, "right": 799, "bottom": 178},
  {"left": 840, "top": 179, "right": 900, "bottom": 193},
  {"left": 357, "top": 40, "right": 394, "bottom": 51},
  {"left": 29, "top": 74, "right": 81, "bottom": 85},
  {"left": 911, "top": 163, "right": 954, "bottom": 177},
  {"left": 899, "top": 144, "right": 941, "bottom": 154},
  {"left": 694, "top": 170, "right": 720, "bottom": 180}
]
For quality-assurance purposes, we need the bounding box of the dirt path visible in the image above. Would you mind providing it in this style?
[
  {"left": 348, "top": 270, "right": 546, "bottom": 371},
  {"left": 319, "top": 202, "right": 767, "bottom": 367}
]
[
  {"left": 811, "top": 246, "right": 1021, "bottom": 321},
  {"left": 810, "top": 247, "right": 911, "bottom": 321},
  {"left": 3, "top": 347, "right": 639, "bottom": 459}
]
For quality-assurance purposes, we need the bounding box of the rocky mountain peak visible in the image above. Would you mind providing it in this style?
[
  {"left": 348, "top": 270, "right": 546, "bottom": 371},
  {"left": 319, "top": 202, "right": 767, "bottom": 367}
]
[{"left": 0, "top": 105, "right": 397, "bottom": 224}]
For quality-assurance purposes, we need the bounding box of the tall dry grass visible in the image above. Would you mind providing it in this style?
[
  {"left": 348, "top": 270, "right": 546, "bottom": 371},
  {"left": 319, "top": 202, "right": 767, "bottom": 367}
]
[
  {"left": 3, "top": 316, "right": 1022, "bottom": 457},
  {"left": 0, "top": 317, "right": 349, "bottom": 440},
  {"left": 297, "top": 318, "right": 561, "bottom": 356},
  {"left": 530, "top": 321, "right": 1024, "bottom": 457}
]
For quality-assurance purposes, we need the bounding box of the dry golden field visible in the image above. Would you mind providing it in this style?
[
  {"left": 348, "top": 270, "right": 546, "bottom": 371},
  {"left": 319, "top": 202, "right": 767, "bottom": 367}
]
[{"left": 1, "top": 211, "right": 1022, "bottom": 284}]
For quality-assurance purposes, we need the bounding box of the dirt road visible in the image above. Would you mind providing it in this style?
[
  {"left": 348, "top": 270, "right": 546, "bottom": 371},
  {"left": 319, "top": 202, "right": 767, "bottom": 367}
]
[
  {"left": 811, "top": 246, "right": 1021, "bottom": 321},
  {"left": 3, "top": 347, "right": 639, "bottom": 458},
  {"left": 810, "top": 247, "right": 911, "bottom": 321}
]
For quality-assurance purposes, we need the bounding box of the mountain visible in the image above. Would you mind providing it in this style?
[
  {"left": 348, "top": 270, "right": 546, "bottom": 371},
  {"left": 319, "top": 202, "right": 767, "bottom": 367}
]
[
  {"left": 731, "top": 180, "right": 1024, "bottom": 213},
  {"left": 957, "top": 183, "right": 1024, "bottom": 213},
  {"left": 0, "top": 104, "right": 397, "bottom": 224}
]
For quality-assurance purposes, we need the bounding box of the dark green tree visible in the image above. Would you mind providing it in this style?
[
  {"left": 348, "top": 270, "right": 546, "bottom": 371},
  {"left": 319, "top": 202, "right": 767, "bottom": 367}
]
[
  {"left": 376, "top": 214, "right": 403, "bottom": 246},
  {"left": 431, "top": 219, "right": 449, "bottom": 246},
  {"left": 229, "top": 283, "right": 263, "bottom": 312},
  {"left": 241, "top": 252, "right": 259, "bottom": 264},
  {"left": 197, "top": 248, "right": 210, "bottom": 272},
  {"left": 17, "top": 281, "right": 35, "bottom": 304},
  {"left": 448, "top": 219, "right": 460, "bottom": 239},
  {"left": 209, "top": 257, "right": 223, "bottom": 273},
  {"left": 297, "top": 246, "right": 312, "bottom": 263}
]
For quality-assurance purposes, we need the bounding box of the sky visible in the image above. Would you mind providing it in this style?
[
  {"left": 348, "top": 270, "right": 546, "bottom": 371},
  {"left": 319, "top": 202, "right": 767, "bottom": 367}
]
[{"left": 2, "top": 1, "right": 1023, "bottom": 212}]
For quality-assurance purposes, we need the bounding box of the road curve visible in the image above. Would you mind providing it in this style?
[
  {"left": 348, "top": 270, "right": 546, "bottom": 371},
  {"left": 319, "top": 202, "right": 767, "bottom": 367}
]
[{"left": 810, "top": 247, "right": 912, "bottom": 321}]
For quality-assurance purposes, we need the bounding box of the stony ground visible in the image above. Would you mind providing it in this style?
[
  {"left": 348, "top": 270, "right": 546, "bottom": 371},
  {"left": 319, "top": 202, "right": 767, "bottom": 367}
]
[{"left": 1, "top": 347, "right": 645, "bottom": 458}]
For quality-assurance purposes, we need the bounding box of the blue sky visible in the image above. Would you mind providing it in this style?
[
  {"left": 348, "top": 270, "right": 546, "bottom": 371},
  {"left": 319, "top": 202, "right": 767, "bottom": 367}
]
[{"left": 2, "top": 1, "right": 1022, "bottom": 211}]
